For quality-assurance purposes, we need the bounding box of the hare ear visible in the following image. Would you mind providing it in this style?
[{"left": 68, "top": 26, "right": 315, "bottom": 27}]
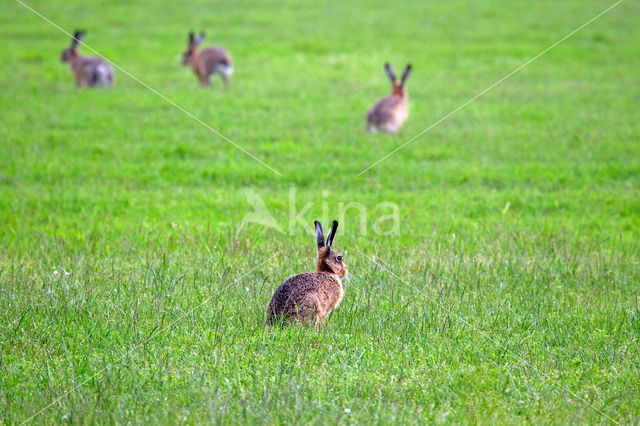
[
  {"left": 188, "top": 32, "right": 195, "bottom": 44},
  {"left": 326, "top": 220, "right": 338, "bottom": 250},
  {"left": 314, "top": 221, "right": 325, "bottom": 249},
  {"left": 71, "top": 30, "right": 84, "bottom": 47},
  {"left": 401, "top": 64, "right": 412, "bottom": 85},
  {"left": 385, "top": 63, "right": 396, "bottom": 82}
]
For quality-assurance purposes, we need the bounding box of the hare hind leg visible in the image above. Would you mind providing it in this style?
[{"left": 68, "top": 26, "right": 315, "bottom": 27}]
[
  {"left": 293, "top": 295, "right": 324, "bottom": 329},
  {"left": 220, "top": 72, "right": 230, "bottom": 88},
  {"left": 381, "top": 122, "right": 399, "bottom": 133}
]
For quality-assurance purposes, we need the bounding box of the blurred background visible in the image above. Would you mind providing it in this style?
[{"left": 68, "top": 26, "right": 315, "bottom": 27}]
[{"left": 1, "top": 0, "right": 638, "bottom": 423}]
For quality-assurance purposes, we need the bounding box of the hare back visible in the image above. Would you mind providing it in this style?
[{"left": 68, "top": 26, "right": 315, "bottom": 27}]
[
  {"left": 268, "top": 272, "right": 343, "bottom": 323},
  {"left": 73, "top": 57, "right": 113, "bottom": 86},
  {"left": 196, "top": 46, "right": 232, "bottom": 74},
  {"left": 367, "top": 96, "right": 408, "bottom": 130}
]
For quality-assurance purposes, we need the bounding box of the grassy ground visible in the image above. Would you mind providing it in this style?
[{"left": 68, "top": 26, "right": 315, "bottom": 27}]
[{"left": 1, "top": 0, "right": 639, "bottom": 423}]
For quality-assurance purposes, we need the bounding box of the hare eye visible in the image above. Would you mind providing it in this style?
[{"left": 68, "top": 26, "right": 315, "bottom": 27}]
[{"left": 336, "top": 255, "right": 343, "bottom": 262}]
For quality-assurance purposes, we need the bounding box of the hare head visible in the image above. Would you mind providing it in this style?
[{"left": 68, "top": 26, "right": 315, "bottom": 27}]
[
  {"left": 61, "top": 30, "right": 84, "bottom": 63},
  {"left": 385, "top": 63, "right": 412, "bottom": 97},
  {"left": 314, "top": 220, "right": 348, "bottom": 278},
  {"left": 182, "top": 31, "right": 205, "bottom": 65}
]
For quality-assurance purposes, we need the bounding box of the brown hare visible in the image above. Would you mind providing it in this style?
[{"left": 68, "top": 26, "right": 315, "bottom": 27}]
[
  {"left": 182, "top": 32, "right": 233, "bottom": 87},
  {"left": 60, "top": 31, "right": 114, "bottom": 88},
  {"left": 366, "top": 63, "right": 412, "bottom": 133},
  {"left": 267, "top": 220, "right": 348, "bottom": 329}
]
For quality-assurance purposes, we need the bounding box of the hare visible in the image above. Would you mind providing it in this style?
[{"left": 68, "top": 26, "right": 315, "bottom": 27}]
[
  {"left": 60, "top": 31, "right": 113, "bottom": 88},
  {"left": 366, "top": 63, "right": 412, "bottom": 133},
  {"left": 182, "top": 32, "right": 233, "bottom": 87},
  {"left": 267, "top": 220, "right": 348, "bottom": 329}
]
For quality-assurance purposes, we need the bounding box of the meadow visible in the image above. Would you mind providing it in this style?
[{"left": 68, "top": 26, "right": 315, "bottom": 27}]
[{"left": 1, "top": 0, "right": 639, "bottom": 423}]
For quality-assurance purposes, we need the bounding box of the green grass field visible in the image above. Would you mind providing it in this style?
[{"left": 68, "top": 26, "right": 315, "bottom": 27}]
[{"left": 1, "top": 0, "right": 639, "bottom": 423}]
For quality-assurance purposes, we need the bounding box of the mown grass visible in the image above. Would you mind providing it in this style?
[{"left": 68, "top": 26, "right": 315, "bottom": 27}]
[{"left": 1, "top": 0, "right": 639, "bottom": 423}]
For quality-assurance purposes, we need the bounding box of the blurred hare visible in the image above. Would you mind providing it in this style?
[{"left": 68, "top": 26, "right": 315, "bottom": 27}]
[
  {"left": 182, "top": 32, "right": 233, "bottom": 87},
  {"left": 267, "top": 220, "right": 348, "bottom": 329},
  {"left": 366, "top": 63, "right": 412, "bottom": 133},
  {"left": 60, "top": 31, "right": 113, "bottom": 88}
]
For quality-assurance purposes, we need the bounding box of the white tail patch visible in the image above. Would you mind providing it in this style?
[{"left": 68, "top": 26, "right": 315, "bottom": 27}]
[
  {"left": 95, "top": 64, "right": 112, "bottom": 86},
  {"left": 217, "top": 64, "right": 234, "bottom": 76}
]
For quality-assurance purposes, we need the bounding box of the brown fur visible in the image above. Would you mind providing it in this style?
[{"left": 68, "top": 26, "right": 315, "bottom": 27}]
[
  {"left": 366, "top": 63, "right": 412, "bottom": 133},
  {"left": 267, "top": 221, "right": 348, "bottom": 329},
  {"left": 182, "top": 32, "right": 232, "bottom": 87},
  {"left": 60, "top": 31, "right": 113, "bottom": 88}
]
